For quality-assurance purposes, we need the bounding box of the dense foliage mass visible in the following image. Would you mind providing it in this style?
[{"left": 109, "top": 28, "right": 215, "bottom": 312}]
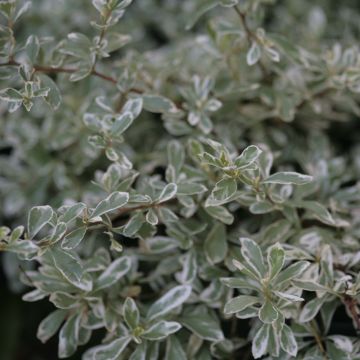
[{"left": 0, "top": 0, "right": 360, "bottom": 359}]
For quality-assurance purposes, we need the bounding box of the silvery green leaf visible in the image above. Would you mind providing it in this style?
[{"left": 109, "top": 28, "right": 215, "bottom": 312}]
[
  {"left": 263, "top": 172, "right": 313, "bottom": 185},
  {"left": 158, "top": 207, "right": 179, "bottom": 223},
  {"left": 240, "top": 237, "right": 267, "bottom": 279},
  {"left": 219, "top": 0, "right": 238, "bottom": 6},
  {"left": 50, "top": 222, "right": 67, "bottom": 243},
  {"left": 9, "top": 225, "right": 24, "bottom": 242},
  {"left": 146, "top": 208, "right": 158, "bottom": 225},
  {"left": 224, "top": 295, "right": 260, "bottom": 315},
  {"left": 204, "top": 205, "right": 234, "bottom": 225},
  {"left": 49, "top": 292, "right": 79, "bottom": 309},
  {"left": 234, "top": 145, "right": 262, "bottom": 169},
  {"left": 58, "top": 312, "right": 81, "bottom": 358},
  {"left": 221, "top": 277, "right": 260, "bottom": 291},
  {"left": 39, "top": 74, "right": 62, "bottom": 110},
  {"left": 25, "top": 35, "right": 39, "bottom": 63},
  {"left": 280, "top": 324, "right": 297, "bottom": 356},
  {"left": 58, "top": 203, "right": 86, "bottom": 224},
  {"left": 28, "top": 205, "right": 53, "bottom": 239},
  {"left": 147, "top": 285, "right": 192, "bottom": 321},
  {"left": 155, "top": 183, "right": 177, "bottom": 203},
  {"left": 94, "top": 256, "right": 131, "bottom": 291},
  {"left": 48, "top": 247, "right": 83, "bottom": 285},
  {"left": 292, "top": 279, "right": 329, "bottom": 292},
  {"left": 142, "top": 94, "right": 178, "bottom": 114},
  {"left": 247, "top": 42, "right": 262, "bottom": 66},
  {"left": 274, "top": 261, "right": 310, "bottom": 286},
  {"left": 180, "top": 307, "right": 224, "bottom": 341},
  {"left": 165, "top": 336, "right": 187, "bottom": 360},
  {"left": 0, "top": 88, "right": 23, "bottom": 102},
  {"left": 147, "top": 236, "right": 178, "bottom": 254},
  {"left": 204, "top": 223, "right": 228, "bottom": 264},
  {"left": 177, "top": 182, "right": 207, "bottom": 195},
  {"left": 123, "top": 297, "right": 140, "bottom": 330},
  {"left": 297, "top": 201, "right": 335, "bottom": 225},
  {"left": 274, "top": 291, "right": 304, "bottom": 302},
  {"left": 141, "top": 321, "right": 181, "bottom": 341},
  {"left": 90, "top": 191, "right": 129, "bottom": 219},
  {"left": 93, "top": 336, "right": 131, "bottom": 360},
  {"left": 122, "top": 97, "right": 143, "bottom": 118},
  {"left": 252, "top": 323, "right": 270, "bottom": 359},
  {"left": 299, "top": 297, "right": 325, "bottom": 323},
  {"left": 129, "top": 342, "right": 147, "bottom": 360},
  {"left": 167, "top": 140, "right": 185, "bottom": 176},
  {"left": 123, "top": 212, "right": 144, "bottom": 237},
  {"left": 205, "top": 178, "right": 237, "bottom": 207},
  {"left": 61, "top": 226, "right": 87, "bottom": 250},
  {"left": 13, "top": 1, "right": 31, "bottom": 22},
  {"left": 267, "top": 243, "right": 285, "bottom": 279},
  {"left": 22, "top": 289, "right": 47, "bottom": 302},
  {"left": 259, "top": 299, "right": 278, "bottom": 323},
  {"left": 37, "top": 309, "right": 67, "bottom": 343},
  {"left": 185, "top": 0, "right": 219, "bottom": 30},
  {"left": 6, "top": 240, "right": 39, "bottom": 254},
  {"left": 176, "top": 250, "right": 197, "bottom": 284},
  {"left": 328, "top": 336, "right": 353, "bottom": 353},
  {"left": 111, "top": 111, "right": 134, "bottom": 137},
  {"left": 249, "top": 201, "right": 274, "bottom": 214}
]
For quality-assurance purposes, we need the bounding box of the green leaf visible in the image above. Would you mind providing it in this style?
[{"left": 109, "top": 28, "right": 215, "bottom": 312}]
[
  {"left": 58, "top": 313, "right": 81, "bottom": 358},
  {"left": 267, "top": 243, "right": 285, "bottom": 279},
  {"left": 142, "top": 321, "right": 181, "bottom": 341},
  {"left": 90, "top": 192, "right": 129, "bottom": 219},
  {"left": 142, "top": 94, "right": 178, "bottom": 114},
  {"left": 61, "top": 226, "right": 87, "bottom": 250},
  {"left": 180, "top": 307, "right": 224, "bottom": 341},
  {"left": 27, "top": 205, "right": 53, "bottom": 239},
  {"left": 263, "top": 172, "right": 313, "bottom": 185},
  {"left": 240, "top": 237, "right": 267, "bottom": 279},
  {"left": 234, "top": 145, "right": 262, "bottom": 169},
  {"left": 38, "top": 74, "right": 62, "bottom": 110},
  {"left": 224, "top": 295, "right": 260, "bottom": 314},
  {"left": 177, "top": 182, "right": 207, "bottom": 195},
  {"left": 37, "top": 309, "right": 67, "bottom": 343},
  {"left": 205, "top": 178, "right": 237, "bottom": 207},
  {"left": 252, "top": 324, "right": 270, "bottom": 359},
  {"left": 111, "top": 111, "right": 134, "bottom": 137},
  {"left": 156, "top": 183, "right": 177, "bottom": 203},
  {"left": 48, "top": 247, "right": 83, "bottom": 285},
  {"left": 204, "top": 223, "right": 228, "bottom": 264},
  {"left": 185, "top": 0, "right": 219, "bottom": 30},
  {"left": 0, "top": 88, "right": 23, "bottom": 102},
  {"left": 93, "top": 336, "right": 131, "bottom": 360},
  {"left": 274, "top": 261, "right": 310, "bottom": 286},
  {"left": 58, "top": 203, "right": 86, "bottom": 224},
  {"left": 147, "top": 285, "right": 192, "bottom": 321},
  {"left": 165, "top": 336, "right": 187, "bottom": 360},
  {"left": 292, "top": 279, "right": 329, "bottom": 292},
  {"left": 204, "top": 205, "right": 234, "bottom": 225},
  {"left": 94, "top": 256, "right": 131, "bottom": 291},
  {"left": 280, "top": 324, "right": 298, "bottom": 357},
  {"left": 296, "top": 201, "right": 336, "bottom": 225},
  {"left": 259, "top": 299, "right": 278, "bottom": 323},
  {"left": 299, "top": 297, "right": 325, "bottom": 323},
  {"left": 123, "top": 297, "right": 140, "bottom": 330},
  {"left": 247, "top": 42, "right": 262, "bottom": 66}
]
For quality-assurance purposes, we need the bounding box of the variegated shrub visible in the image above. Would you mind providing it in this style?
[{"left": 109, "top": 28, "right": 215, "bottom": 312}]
[{"left": 0, "top": 0, "right": 359, "bottom": 359}]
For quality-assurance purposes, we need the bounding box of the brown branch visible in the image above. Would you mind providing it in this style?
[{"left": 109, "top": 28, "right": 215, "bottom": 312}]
[
  {"left": 343, "top": 295, "right": 360, "bottom": 333},
  {"left": 0, "top": 60, "right": 143, "bottom": 94}
]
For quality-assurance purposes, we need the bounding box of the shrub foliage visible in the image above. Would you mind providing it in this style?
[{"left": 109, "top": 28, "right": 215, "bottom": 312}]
[{"left": 0, "top": 0, "right": 360, "bottom": 359}]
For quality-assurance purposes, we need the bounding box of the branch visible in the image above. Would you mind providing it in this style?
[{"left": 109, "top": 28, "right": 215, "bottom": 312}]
[{"left": 0, "top": 60, "right": 143, "bottom": 94}]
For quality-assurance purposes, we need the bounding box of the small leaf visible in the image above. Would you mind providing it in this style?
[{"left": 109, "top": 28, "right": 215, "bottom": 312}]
[
  {"left": 204, "top": 223, "right": 228, "bottom": 264},
  {"left": 267, "top": 243, "right": 285, "bottom": 279},
  {"left": 274, "top": 261, "right": 310, "bottom": 285},
  {"left": 94, "top": 256, "right": 131, "bottom": 291},
  {"left": 240, "top": 237, "right": 267, "bottom": 279},
  {"left": 90, "top": 192, "right": 129, "bottom": 219},
  {"left": 156, "top": 183, "right": 177, "bottom": 203},
  {"left": 93, "top": 337, "right": 131, "bottom": 360},
  {"left": 234, "top": 145, "right": 262, "bottom": 169},
  {"left": 123, "top": 297, "right": 140, "bottom": 330},
  {"left": 141, "top": 321, "right": 181, "bottom": 341},
  {"left": 147, "top": 285, "right": 192, "bottom": 321},
  {"left": 247, "top": 42, "right": 262, "bottom": 66},
  {"left": 142, "top": 94, "right": 178, "bottom": 114},
  {"left": 259, "top": 299, "right": 278, "bottom": 323},
  {"left": 61, "top": 226, "right": 87, "bottom": 250},
  {"left": 224, "top": 295, "right": 260, "bottom": 314},
  {"left": 27, "top": 205, "right": 53, "bottom": 239},
  {"left": 58, "top": 313, "right": 81, "bottom": 358},
  {"left": 252, "top": 323, "right": 270, "bottom": 359},
  {"left": 37, "top": 309, "right": 67, "bottom": 343},
  {"left": 205, "top": 178, "right": 237, "bottom": 207},
  {"left": 204, "top": 205, "right": 234, "bottom": 225},
  {"left": 299, "top": 297, "right": 325, "bottom": 323},
  {"left": 263, "top": 172, "right": 313, "bottom": 185},
  {"left": 111, "top": 111, "right": 134, "bottom": 136},
  {"left": 280, "top": 324, "right": 298, "bottom": 357}
]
